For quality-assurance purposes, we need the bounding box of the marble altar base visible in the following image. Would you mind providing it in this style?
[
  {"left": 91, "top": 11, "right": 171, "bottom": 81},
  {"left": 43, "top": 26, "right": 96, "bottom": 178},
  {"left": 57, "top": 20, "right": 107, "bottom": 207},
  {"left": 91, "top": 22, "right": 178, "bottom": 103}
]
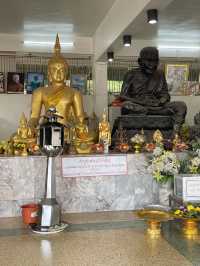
[{"left": 0, "top": 154, "right": 163, "bottom": 217}]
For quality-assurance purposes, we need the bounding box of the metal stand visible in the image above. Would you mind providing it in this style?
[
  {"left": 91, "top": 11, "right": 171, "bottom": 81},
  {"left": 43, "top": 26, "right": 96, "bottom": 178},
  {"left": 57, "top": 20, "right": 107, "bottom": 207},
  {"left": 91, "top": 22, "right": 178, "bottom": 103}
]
[{"left": 32, "top": 157, "right": 68, "bottom": 234}]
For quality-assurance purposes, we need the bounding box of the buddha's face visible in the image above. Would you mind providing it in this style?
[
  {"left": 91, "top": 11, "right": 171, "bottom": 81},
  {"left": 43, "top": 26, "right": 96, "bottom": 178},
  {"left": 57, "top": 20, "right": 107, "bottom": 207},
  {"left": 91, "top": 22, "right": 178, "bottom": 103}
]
[{"left": 48, "top": 62, "right": 67, "bottom": 84}]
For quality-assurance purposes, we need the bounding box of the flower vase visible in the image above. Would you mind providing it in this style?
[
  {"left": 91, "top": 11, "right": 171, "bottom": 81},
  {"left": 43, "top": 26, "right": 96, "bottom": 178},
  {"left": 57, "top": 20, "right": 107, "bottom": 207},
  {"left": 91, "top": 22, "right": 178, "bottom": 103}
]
[
  {"left": 133, "top": 143, "right": 142, "bottom": 153},
  {"left": 158, "top": 180, "right": 173, "bottom": 206}
]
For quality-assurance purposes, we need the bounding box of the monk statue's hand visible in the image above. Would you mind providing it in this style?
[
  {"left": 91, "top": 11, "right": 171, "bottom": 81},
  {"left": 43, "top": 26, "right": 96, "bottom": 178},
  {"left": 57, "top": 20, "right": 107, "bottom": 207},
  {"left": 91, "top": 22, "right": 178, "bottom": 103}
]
[
  {"left": 159, "top": 97, "right": 168, "bottom": 105},
  {"left": 146, "top": 99, "right": 160, "bottom": 107}
]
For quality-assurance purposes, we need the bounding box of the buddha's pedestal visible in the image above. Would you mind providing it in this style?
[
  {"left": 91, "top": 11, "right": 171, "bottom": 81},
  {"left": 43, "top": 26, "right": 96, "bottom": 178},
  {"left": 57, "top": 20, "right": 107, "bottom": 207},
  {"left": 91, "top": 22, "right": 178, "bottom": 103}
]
[{"left": 0, "top": 154, "right": 169, "bottom": 217}]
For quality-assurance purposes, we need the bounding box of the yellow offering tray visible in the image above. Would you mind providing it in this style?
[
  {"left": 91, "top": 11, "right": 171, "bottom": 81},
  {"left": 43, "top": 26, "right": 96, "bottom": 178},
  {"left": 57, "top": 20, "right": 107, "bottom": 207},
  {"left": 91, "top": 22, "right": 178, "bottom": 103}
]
[{"left": 136, "top": 208, "right": 172, "bottom": 236}]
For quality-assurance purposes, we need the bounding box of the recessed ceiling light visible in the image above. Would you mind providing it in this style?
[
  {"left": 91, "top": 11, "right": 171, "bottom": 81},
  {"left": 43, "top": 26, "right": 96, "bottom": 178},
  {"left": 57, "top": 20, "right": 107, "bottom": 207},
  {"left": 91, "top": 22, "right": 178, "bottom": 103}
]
[
  {"left": 123, "top": 35, "right": 132, "bottom": 47},
  {"left": 107, "top": 51, "right": 114, "bottom": 62},
  {"left": 23, "top": 41, "right": 74, "bottom": 47},
  {"left": 147, "top": 9, "right": 158, "bottom": 24},
  {"left": 158, "top": 45, "right": 200, "bottom": 50}
]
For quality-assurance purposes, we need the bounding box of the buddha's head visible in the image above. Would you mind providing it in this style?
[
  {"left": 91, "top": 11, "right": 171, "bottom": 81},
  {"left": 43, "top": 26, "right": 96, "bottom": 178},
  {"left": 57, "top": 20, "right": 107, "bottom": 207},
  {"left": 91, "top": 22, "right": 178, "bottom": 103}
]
[
  {"left": 138, "top": 47, "right": 159, "bottom": 75},
  {"left": 48, "top": 34, "right": 69, "bottom": 85}
]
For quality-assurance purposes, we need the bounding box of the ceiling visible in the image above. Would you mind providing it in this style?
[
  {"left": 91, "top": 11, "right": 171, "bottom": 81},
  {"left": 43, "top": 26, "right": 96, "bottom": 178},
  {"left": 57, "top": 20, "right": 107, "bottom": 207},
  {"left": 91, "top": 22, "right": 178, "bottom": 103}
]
[
  {"left": 134, "top": 0, "right": 200, "bottom": 45},
  {"left": 0, "top": 0, "right": 115, "bottom": 41},
  {"left": 111, "top": 0, "right": 200, "bottom": 57}
]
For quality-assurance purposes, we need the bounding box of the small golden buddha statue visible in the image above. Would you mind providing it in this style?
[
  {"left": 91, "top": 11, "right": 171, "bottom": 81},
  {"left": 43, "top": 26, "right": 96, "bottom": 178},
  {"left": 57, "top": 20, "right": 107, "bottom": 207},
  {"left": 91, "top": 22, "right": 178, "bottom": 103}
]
[
  {"left": 12, "top": 113, "right": 36, "bottom": 156},
  {"left": 28, "top": 34, "right": 85, "bottom": 138},
  {"left": 99, "top": 109, "right": 111, "bottom": 146},
  {"left": 153, "top": 129, "right": 164, "bottom": 145},
  {"left": 172, "top": 133, "right": 181, "bottom": 150},
  {"left": 73, "top": 117, "right": 94, "bottom": 154}
]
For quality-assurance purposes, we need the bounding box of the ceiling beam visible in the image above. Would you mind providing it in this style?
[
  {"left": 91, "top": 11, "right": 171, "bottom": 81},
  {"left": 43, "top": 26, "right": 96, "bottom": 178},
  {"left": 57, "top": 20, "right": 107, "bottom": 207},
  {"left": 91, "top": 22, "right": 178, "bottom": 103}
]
[{"left": 93, "top": 0, "right": 174, "bottom": 61}]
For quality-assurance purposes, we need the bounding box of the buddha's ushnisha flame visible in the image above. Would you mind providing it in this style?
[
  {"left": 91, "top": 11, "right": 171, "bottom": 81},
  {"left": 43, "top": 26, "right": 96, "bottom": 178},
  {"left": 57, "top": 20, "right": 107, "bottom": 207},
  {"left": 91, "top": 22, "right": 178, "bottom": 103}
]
[{"left": 54, "top": 33, "right": 61, "bottom": 56}]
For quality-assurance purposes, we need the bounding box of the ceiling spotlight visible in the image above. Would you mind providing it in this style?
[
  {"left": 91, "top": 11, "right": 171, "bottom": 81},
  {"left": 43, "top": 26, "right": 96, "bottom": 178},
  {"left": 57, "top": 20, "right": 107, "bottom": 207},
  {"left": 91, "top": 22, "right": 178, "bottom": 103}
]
[
  {"left": 107, "top": 51, "right": 114, "bottom": 62},
  {"left": 147, "top": 9, "right": 158, "bottom": 24},
  {"left": 123, "top": 35, "right": 132, "bottom": 47}
]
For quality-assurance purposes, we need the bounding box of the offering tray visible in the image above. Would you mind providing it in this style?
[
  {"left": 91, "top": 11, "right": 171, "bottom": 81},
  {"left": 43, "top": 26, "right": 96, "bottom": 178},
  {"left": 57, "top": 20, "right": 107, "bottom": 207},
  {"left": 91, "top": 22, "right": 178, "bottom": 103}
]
[{"left": 136, "top": 205, "right": 173, "bottom": 236}]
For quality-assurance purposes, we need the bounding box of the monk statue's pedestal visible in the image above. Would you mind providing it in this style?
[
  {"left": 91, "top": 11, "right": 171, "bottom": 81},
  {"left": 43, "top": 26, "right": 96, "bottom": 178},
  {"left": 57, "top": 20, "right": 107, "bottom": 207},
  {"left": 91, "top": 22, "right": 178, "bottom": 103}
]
[{"left": 112, "top": 114, "right": 174, "bottom": 142}]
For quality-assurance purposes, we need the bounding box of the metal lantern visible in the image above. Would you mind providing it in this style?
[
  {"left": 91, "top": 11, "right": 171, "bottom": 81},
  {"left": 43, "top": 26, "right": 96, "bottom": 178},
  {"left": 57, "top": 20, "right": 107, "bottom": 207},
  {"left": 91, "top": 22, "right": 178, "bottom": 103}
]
[{"left": 32, "top": 107, "right": 68, "bottom": 234}]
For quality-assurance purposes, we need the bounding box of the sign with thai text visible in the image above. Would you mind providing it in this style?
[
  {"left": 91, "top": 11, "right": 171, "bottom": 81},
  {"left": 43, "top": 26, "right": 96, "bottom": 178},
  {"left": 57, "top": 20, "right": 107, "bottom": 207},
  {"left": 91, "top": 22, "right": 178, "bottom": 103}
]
[
  {"left": 62, "top": 155, "right": 128, "bottom": 177},
  {"left": 182, "top": 176, "right": 200, "bottom": 201}
]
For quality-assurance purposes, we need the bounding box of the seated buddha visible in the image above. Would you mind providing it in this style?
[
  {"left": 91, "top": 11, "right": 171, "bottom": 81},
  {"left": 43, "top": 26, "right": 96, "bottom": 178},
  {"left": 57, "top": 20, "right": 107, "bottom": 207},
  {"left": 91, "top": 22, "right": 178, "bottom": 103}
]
[
  {"left": 29, "top": 35, "right": 85, "bottom": 136},
  {"left": 113, "top": 47, "right": 187, "bottom": 134},
  {"left": 12, "top": 113, "right": 36, "bottom": 155},
  {"left": 73, "top": 117, "right": 95, "bottom": 153}
]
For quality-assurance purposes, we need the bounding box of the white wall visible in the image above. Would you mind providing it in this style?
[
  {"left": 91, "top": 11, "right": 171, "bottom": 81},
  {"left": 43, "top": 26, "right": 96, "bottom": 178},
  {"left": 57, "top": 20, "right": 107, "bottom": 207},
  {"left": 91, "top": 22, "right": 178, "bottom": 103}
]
[{"left": 0, "top": 94, "right": 94, "bottom": 140}]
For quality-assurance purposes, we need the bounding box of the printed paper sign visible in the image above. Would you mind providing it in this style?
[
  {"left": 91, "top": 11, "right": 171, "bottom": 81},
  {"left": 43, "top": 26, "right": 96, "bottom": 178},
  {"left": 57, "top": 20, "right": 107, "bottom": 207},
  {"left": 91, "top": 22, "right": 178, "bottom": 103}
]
[{"left": 62, "top": 155, "right": 128, "bottom": 177}]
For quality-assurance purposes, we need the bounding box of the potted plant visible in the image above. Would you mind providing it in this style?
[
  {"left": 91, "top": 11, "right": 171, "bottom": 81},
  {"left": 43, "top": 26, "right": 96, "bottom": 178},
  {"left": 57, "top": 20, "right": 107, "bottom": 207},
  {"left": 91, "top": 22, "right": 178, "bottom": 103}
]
[{"left": 173, "top": 204, "right": 200, "bottom": 236}]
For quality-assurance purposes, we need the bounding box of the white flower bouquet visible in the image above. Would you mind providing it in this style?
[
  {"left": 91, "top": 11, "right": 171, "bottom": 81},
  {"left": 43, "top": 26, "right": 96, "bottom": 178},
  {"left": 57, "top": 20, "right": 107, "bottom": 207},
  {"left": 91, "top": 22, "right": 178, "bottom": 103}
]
[
  {"left": 148, "top": 147, "right": 180, "bottom": 183},
  {"left": 130, "top": 134, "right": 145, "bottom": 144}
]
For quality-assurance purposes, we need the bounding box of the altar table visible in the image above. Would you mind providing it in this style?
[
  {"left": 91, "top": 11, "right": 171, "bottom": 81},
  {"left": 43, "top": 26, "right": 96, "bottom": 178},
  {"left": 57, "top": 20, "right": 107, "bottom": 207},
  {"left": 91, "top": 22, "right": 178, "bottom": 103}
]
[{"left": 0, "top": 154, "right": 161, "bottom": 217}]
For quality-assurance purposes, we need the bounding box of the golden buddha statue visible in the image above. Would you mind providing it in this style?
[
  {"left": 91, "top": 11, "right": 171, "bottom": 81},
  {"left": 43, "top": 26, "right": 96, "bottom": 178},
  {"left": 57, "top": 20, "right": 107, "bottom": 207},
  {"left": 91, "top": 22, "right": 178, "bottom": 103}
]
[
  {"left": 153, "top": 129, "right": 164, "bottom": 145},
  {"left": 172, "top": 133, "right": 181, "bottom": 151},
  {"left": 99, "top": 109, "right": 111, "bottom": 146},
  {"left": 12, "top": 113, "right": 36, "bottom": 156},
  {"left": 73, "top": 117, "right": 94, "bottom": 154},
  {"left": 28, "top": 34, "right": 85, "bottom": 138}
]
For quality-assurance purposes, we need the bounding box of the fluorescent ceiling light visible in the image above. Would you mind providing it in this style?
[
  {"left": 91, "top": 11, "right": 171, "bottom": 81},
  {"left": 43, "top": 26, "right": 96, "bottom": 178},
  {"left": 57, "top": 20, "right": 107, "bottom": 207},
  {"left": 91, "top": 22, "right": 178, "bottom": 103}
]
[
  {"left": 23, "top": 40, "right": 74, "bottom": 47},
  {"left": 158, "top": 45, "right": 200, "bottom": 50}
]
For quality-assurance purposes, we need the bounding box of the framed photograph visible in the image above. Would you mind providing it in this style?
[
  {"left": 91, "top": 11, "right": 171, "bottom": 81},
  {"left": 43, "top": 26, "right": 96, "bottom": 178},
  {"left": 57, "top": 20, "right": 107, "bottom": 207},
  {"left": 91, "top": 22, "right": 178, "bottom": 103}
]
[
  {"left": 7, "top": 72, "right": 24, "bottom": 93},
  {"left": 26, "top": 72, "right": 44, "bottom": 93},
  {"left": 0, "top": 72, "right": 5, "bottom": 93},
  {"left": 165, "top": 64, "right": 189, "bottom": 95},
  {"left": 70, "top": 74, "right": 87, "bottom": 94}
]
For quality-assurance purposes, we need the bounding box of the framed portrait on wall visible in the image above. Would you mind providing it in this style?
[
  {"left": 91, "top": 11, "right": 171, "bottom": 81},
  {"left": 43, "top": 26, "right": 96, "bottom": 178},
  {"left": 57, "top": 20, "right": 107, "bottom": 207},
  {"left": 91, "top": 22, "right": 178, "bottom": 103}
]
[
  {"left": 7, "top": 72, "right": 24, "bottom": 93},
  {"left": 165, "top": 64, "right": 189, "bottom": 95},
  {"left": 70, "top": 74, "right": 87, "bottom": 94},
  {"left": 26, "top": 72, "right": 44, "bottom": 94},
  {"left": 0, "top": 72, "right": 5, "bottom": 93}
]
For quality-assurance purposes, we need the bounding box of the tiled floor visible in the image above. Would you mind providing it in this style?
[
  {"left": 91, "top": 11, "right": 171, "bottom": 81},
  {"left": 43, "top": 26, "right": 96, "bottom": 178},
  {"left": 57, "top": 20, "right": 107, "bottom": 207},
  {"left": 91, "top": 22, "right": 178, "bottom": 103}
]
[{"left": 0, "top": 211, "right": 198, "bottom": 266}]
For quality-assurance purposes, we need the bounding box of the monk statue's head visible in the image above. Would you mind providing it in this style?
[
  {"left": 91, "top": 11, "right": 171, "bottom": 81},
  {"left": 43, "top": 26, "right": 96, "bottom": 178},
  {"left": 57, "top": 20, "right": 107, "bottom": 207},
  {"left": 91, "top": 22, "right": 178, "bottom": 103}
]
[
  {"left": 138, "top": 47, "right": 159, "bottom": 75},
  {"left": 48, "top": 34, "right": 69, "bottom": 85}
]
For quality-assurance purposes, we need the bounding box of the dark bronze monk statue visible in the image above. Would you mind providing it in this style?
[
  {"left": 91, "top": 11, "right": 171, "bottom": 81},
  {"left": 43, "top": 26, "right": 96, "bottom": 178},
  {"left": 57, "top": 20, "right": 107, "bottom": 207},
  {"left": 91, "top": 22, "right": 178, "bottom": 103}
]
[{"left": 116, "top": 47, "right": 187, "bottom": 133}]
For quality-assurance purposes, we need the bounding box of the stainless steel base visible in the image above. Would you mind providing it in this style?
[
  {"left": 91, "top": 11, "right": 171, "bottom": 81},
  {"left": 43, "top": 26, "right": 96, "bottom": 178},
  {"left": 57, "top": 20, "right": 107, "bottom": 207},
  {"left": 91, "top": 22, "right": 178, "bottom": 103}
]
[
  {"left": 40, "top": 198, "right": 60, "bottom": 227},
  {"left": 31, "top": 222, "right": 68, "bottom": 235}
]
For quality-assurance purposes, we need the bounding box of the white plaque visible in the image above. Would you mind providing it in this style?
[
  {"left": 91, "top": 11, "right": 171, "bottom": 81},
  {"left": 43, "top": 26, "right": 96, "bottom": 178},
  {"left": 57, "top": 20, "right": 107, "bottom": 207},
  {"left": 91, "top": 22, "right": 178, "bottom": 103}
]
[
  {"left": 62, "top": 155, "right": 128, "bottom": 177},
  {"left": 183, "top": 176, "right": 200, "bottom": 201}
]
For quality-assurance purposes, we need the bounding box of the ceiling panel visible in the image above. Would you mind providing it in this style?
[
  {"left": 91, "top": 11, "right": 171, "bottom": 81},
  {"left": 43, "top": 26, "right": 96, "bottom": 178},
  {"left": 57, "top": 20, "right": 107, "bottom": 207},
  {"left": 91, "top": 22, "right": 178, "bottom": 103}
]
[
  {"left": 129, "top": 0, "right": 200, "bottom": 45},
  {"left": 0, "top": 0, "right": 115, "bottom": 38}
]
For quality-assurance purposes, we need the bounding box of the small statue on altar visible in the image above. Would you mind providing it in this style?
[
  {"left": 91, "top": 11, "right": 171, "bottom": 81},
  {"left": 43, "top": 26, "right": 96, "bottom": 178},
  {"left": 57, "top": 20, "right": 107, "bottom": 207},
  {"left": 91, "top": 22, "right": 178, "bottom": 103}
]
[
  {"left": 172, "top": 133, "right": 188, "bottom": 151},
  {"left": 73, "top": 117, "right": 94, "bottom": 154},
  {"left": 12, "top": 113, "right": 37, "bottom": 156},
  {"left": 172, "top": 133, "right": 181, "bottom": 148},
  {"left": 153, "top": 129, "right": 164, "bottom": 145},
  {"left": 99, "top": 109, "right": 111, "bottom": 151},
  {"left": 115, "top": 124, "right": 129, "bottom": 153}
]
